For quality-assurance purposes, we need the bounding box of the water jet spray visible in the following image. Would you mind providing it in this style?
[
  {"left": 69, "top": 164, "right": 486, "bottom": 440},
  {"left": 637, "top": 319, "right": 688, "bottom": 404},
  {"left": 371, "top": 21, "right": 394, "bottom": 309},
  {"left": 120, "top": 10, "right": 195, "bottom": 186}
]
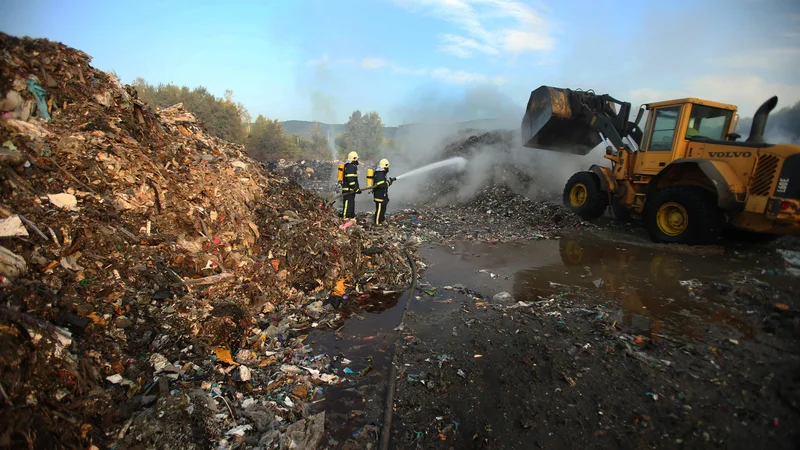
[{"left": 325, "top": 157, "right": 469, "bottom": 206}]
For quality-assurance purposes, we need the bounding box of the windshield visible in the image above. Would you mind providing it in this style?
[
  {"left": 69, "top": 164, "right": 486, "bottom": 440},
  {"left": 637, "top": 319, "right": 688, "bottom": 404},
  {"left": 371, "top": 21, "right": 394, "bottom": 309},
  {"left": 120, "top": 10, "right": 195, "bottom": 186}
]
[{"left": 686, "top": 105, "right": 733, "bottom": 140}]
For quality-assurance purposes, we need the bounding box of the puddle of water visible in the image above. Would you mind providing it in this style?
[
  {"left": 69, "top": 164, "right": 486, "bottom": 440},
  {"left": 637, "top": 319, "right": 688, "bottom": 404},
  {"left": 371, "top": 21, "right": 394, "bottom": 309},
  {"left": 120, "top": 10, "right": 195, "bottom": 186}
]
[
  {"left": 306, "top": 285, "right": 474, "bottom": 444},
  {"left": 305, "top": 293, "right": 404, "bottom": 443},
  {"left": 417, "top": 234, "right": 792, "bottom": 342},
  {"left": 309, "top": 232, "right": 794, "bottom": 446}
]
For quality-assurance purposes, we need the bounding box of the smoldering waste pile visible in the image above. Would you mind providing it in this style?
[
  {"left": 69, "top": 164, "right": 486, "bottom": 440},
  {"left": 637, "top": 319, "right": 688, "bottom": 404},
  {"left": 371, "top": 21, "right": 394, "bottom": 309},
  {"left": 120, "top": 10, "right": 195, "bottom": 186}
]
[
  {"left": 392, "top": 129, "right": 592, "bottom": 241},
  {"left": 263, "top": 160, "right": 338, "bottom": 193},
  {"left": 0, "top": 33, "right": 413, "bottom": 449}
]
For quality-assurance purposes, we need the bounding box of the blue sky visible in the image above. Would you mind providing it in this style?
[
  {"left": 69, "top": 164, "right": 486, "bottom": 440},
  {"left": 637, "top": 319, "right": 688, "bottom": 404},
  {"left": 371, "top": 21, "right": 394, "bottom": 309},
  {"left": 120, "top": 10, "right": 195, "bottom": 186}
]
[{"left": 1, "top": 0, "right": 799, "bottom": 126}]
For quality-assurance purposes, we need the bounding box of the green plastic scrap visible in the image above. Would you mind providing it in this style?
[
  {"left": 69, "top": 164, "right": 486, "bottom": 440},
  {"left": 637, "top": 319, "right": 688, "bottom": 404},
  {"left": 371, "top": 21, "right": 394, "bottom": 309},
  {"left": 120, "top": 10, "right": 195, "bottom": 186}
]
[
  {"left": 624, "top": 342, "right": 633, "bottom": 352},
  {"left": 26, "top": 78, "right": 51, "bottom": 121}
]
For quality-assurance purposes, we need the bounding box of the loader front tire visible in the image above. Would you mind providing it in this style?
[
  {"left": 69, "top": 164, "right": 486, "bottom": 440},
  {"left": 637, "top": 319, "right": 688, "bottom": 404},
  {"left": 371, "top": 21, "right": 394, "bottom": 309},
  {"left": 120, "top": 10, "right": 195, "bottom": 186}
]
[
  {"left": 563, "top": 172, "right": 608, "bottom": 221},
  {"left": 643, "top": 187, "right": 722, "bottom": 245}
]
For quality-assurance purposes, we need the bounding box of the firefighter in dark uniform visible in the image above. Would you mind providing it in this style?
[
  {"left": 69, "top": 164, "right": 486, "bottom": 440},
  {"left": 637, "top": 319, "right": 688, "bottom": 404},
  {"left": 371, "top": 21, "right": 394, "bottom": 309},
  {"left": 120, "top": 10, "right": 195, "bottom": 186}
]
[
  {"left": 372, "top": 158, "right": 396, "bottom": 225},
  {"left": 341, "top": 151, "right": 361, "bottom": 219}
]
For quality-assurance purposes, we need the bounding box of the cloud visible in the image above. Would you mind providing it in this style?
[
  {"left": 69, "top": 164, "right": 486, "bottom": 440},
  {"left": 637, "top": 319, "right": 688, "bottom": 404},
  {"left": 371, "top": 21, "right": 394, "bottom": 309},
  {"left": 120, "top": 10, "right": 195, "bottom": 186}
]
[
  {"left": 361, "top": 57, "right": 389, "bottom": 69},
  {"left": 356, "top": 55, "right": 508, "bottom": 85},
  {"left": 716, "top": 47, "right": 800, "bottom": 71},
  {"left": 439, "top": 34, "right": 499, "bottom": 57},
  {"left": 630, "top": 75, "right": 800, "bottom": 118},
  {"left": 431, "top": 67, "right": 508, "bottom": 85},
  {"left": 305, "top": 55, "right": 354, "bottom": 67},
  {"left": 394, "top": 0, "right": 555, "bottom": 58}
]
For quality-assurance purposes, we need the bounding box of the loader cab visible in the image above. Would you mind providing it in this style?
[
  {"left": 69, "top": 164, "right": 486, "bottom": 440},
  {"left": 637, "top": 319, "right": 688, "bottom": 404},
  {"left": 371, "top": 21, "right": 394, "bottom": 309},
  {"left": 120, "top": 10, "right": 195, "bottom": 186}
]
[{"left": 634, "top": 98, "right": 737, "bottom": 175}]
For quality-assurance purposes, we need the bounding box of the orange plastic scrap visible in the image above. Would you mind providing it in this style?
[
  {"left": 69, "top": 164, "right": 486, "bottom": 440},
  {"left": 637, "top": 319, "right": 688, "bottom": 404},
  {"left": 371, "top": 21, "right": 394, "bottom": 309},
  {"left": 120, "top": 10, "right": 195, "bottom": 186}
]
[
  {"left": 87, "top": 312, "right": 106, "bottom": 326},
  {"left": 332, "top": 278, "right": 346, "bottom": 296},
  {"left": 774, "top": 303, "right": 790, "bottom": 312},
  {"left": 270, "top": 259, "right": 280, "bottom": 271},
  {"left": 214, "top": 347, "right": 239, "bottom": 365},
  {"left": 40, "top": 260, "right": 59, "bottom": 272}
]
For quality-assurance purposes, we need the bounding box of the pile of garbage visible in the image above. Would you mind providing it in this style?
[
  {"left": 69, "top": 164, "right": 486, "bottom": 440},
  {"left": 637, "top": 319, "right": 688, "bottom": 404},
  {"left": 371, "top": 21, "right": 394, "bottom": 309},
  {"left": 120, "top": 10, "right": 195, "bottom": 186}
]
[
  {"left": 264, "top": 160, "right": 339, "bottom": 194},
  {"left": 384, "top": 129, "right": 593, "bottom": 241},
  {"left": 393, "top": 185, "right": 591, "bottom": 242},
  {"left": 440, "top": 128, "right": 516, "bottom": 159},
  {"left": 0, "top": 32, "right": 414, "bottom": 449}
]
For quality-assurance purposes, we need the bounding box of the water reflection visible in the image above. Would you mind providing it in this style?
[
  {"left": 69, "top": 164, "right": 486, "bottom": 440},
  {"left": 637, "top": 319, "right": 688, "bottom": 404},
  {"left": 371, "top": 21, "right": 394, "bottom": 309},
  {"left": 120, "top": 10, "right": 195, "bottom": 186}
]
[{"left": 512, "top": 236, "right": 755, "bottom": 341}]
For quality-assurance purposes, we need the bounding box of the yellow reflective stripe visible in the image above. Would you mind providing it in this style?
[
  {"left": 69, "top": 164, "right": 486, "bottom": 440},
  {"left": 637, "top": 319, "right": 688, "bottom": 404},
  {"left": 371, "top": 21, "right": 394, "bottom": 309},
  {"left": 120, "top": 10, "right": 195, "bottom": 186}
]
[
  {"left": 375, "top": 180, "right": 386, "bottom": 186},
  {"left": 374, "top": 198, "right": 384, "bottom": 202},
  {"left": 343, "top": 200, "right": 348, "bottom": 215},
  {"left": 344, "top": 174, "right": 358, "bottom": 177},
  {"left": 375, "top": 203, "right": 383, "bottom": 225}
]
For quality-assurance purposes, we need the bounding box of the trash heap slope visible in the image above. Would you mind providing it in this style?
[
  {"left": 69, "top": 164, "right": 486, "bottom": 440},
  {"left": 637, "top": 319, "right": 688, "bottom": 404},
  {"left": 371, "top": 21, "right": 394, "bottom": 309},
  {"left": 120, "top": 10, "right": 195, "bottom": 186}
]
[{"left": 0, "top": 32, "right": 412, "bottom": 448}]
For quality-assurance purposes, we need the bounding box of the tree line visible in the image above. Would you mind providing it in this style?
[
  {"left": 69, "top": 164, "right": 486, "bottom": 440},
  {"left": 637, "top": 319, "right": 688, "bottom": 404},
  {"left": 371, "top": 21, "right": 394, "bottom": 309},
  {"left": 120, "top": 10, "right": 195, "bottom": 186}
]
[{"left": 131, "top": 79, "right": 396, "bottom": 162}]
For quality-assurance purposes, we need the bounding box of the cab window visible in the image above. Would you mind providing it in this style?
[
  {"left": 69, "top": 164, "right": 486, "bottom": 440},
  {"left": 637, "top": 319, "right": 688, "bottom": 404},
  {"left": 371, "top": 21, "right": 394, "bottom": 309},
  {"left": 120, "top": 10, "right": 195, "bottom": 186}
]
[
  {"left": 647, "top": 106, "right": 681, "bottom": 151},
  {"left": 686, "top": 105, "right": 733, "bottom": 140}
]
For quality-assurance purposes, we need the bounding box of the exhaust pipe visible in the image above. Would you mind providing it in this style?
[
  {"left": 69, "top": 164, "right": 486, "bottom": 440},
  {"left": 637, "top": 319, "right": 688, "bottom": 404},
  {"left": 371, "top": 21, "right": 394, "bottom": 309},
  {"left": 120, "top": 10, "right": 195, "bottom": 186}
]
[{"left": 746, "top": 96, "right": 778, "bottom": 144}]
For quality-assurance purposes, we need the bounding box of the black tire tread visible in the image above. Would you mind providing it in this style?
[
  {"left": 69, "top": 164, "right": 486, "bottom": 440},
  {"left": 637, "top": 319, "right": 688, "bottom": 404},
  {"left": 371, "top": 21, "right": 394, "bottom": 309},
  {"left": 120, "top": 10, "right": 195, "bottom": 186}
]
[
  {"left": 642, "top": 186, "right": 722, "bottom": 245},
  {"left": 562, "top": 172, "right": 608, "bottom": 221}
]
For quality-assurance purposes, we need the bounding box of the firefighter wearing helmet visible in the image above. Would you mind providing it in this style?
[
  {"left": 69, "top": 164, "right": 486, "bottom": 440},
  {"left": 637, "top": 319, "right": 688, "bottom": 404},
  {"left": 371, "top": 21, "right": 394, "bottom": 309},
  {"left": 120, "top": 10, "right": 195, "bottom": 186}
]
[
  {"left": 372, "top": 158, "right": 396, "bottom": 226},
  {"left": 340, "top": 151, "right": 361, "bottom": 219}
]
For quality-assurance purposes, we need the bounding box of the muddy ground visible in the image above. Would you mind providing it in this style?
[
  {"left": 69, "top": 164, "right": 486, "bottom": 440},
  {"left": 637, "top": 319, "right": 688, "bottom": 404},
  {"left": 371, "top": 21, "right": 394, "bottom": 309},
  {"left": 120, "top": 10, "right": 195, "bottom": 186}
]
[
  {"left": 278, "top": 181, "right": 800, "bottom": 449},
  {"left": 276, "top": 145, "right": 800, "bottom": 449},
  {"left": 386, "top": 231, "right": 800, "bottom": 449}
]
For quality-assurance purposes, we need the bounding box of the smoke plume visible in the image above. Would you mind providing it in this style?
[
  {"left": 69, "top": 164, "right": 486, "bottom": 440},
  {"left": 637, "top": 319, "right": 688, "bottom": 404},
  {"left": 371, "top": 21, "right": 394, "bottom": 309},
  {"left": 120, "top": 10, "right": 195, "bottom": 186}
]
[{"left": 382, "top": 83, "right": 607, "bottom": 206}]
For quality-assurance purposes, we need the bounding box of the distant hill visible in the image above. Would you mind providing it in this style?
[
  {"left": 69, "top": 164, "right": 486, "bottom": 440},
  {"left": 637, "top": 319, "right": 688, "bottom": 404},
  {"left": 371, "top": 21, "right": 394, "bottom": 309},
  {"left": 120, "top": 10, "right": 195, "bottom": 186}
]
[
  {"left": 277, "top": 118, "right": 509, "bottom": 140},
  {"left": 277, "top": 103, "right": 800, "bottom": 145}
]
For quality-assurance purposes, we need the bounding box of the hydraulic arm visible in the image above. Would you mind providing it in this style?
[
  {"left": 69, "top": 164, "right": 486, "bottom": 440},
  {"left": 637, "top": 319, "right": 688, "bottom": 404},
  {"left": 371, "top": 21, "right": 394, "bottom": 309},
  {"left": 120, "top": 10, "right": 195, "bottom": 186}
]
[{"left": 521, "top": 86, "right": 644, "bottom": 155}]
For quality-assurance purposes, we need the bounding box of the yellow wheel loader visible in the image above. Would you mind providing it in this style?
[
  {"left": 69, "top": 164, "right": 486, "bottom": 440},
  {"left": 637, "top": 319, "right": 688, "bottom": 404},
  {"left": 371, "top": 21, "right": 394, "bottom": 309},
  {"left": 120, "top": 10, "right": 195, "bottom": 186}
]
[{"left": 521, "top": 86, "right": 800, "bottom": 245}]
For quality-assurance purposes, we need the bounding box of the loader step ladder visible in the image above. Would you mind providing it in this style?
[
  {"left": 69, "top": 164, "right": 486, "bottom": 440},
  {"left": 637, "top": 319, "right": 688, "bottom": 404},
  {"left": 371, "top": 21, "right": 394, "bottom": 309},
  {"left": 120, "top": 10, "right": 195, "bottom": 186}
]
[{"left": 632, "top": 193, "right": 647, "bottom": 209}]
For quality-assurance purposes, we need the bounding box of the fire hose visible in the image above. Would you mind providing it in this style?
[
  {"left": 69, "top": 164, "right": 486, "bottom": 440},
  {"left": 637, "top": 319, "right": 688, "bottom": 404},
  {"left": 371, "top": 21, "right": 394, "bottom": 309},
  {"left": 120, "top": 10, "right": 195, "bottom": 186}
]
[
  {"left": 326, "top": 178, "right": 396, "bottom": 206},
  {"left": 327, "top": 185, "right": 376, "bottom": 206}
]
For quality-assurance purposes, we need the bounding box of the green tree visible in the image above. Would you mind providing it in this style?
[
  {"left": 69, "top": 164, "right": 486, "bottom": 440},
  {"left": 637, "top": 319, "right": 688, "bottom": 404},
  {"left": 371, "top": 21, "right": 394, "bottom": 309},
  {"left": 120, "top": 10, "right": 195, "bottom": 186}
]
[
  {"left": 246, "top": 115, "right": 298, "bottom": 161},
  {"left": 339, "top": 110, "right": 385, "bottom": 160},
  {"left": 307, "top": 122, "right": 330, "bottom": 159},
  {"left": 361, "top": 111, "right": 384, "bottom": 158},
  {"left": 132, "top": 79, "right": 249, "bottom": 145}
]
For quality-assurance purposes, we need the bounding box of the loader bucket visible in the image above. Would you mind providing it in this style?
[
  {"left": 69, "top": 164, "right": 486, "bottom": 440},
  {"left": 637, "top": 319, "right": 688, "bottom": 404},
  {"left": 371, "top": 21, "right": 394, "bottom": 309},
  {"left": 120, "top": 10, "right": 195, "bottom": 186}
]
[{"left": 521, "top": 86, "right": 602, "bottom": 155}]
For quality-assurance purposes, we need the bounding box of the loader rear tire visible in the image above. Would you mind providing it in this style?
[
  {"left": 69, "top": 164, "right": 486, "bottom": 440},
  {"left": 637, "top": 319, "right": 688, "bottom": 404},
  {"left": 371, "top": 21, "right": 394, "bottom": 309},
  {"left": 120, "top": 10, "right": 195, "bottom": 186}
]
[
  {"left": 563, "top": 172, "right": 608, "bottom": 221},
  {"left": 643, "top": 187, "right": 723, "bottom": 245}
]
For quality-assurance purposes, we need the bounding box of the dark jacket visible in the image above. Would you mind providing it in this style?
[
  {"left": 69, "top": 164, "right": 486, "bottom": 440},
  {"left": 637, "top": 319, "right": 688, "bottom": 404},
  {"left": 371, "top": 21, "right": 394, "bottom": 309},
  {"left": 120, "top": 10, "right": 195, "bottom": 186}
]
[
  {"left": 342, "top": 162, "right": 359, "bottom": 193},
  {"left": 372, "top": 170, "right": 391, "bottom": 200}
]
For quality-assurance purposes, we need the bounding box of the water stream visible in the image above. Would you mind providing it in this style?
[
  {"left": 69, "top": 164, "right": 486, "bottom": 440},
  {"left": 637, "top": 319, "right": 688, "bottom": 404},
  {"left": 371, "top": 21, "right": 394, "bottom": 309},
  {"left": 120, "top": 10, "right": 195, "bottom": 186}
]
[{"left": 395, "top": 156, "right": 467, "bottom": 180}]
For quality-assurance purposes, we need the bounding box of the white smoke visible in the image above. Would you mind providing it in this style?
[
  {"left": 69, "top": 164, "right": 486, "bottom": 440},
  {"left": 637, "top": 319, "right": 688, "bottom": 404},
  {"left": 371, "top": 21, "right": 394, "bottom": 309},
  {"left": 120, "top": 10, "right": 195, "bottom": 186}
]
[{"left": 383, "top": 84, "right": 607, "bottom": 205}]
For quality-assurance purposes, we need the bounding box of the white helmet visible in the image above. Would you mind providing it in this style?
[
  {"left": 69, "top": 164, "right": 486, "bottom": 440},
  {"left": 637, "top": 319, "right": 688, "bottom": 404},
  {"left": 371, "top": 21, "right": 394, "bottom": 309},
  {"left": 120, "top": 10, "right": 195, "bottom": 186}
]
[
  {"left": 347, "top": 151, "right": 359, "bottom": 162},
  {"left": 378, "top": 158, "right": 390, "bottom": 170}
]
